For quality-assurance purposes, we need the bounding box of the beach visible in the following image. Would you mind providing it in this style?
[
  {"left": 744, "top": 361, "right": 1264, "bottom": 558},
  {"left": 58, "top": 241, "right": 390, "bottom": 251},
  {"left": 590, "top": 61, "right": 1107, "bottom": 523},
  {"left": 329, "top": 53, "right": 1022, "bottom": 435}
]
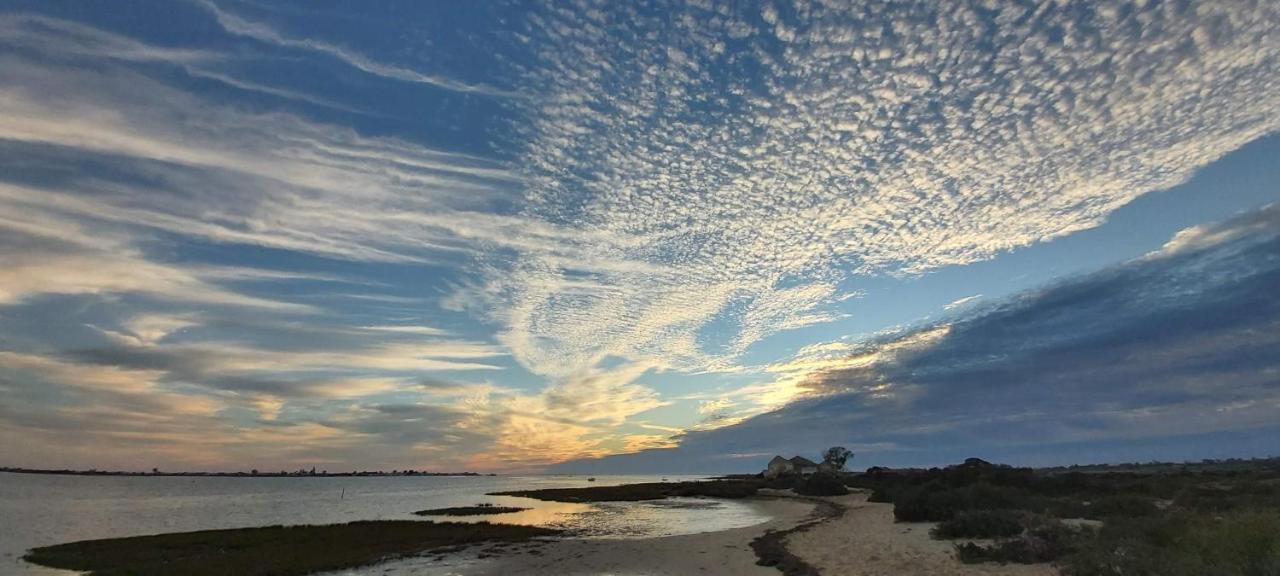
[
  {"left": 787, "top": 492, "right": 1055, "bottom": 576},
  {"left": 461, "top": 494, "right": 818, "bottom": 575},
  {"left": 447, "top": 489, "right": 1056, "bottom": 576}
]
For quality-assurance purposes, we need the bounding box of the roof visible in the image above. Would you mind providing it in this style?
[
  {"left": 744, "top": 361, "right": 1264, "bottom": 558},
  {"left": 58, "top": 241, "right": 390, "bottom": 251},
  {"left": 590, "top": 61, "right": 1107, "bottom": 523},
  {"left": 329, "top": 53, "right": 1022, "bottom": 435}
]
[
  {"left": 768, "top": 455, "right": 791, "bottom": 466},
  {"left": 789, "top": 456, "right": 818, "bottom": 467}
]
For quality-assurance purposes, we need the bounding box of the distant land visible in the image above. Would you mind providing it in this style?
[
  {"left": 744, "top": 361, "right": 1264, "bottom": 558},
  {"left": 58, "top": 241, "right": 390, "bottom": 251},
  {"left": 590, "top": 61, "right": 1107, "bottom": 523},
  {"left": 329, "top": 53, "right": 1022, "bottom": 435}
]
[{"left": 0, "top": 466, "right": 495, "bottom": 478}]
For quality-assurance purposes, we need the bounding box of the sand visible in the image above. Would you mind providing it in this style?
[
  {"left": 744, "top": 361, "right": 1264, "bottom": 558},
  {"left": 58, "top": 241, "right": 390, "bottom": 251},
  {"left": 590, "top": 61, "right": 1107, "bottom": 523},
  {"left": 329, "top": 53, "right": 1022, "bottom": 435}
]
[
  {"left": 431, "top": 490, "right": 1058, "bottom": 575},
  {"left": 787, "top": 491, "right": 1057, "bottom": 576},
  {"left": 462, "top": 495, "right": 818, "bottom": 575}
]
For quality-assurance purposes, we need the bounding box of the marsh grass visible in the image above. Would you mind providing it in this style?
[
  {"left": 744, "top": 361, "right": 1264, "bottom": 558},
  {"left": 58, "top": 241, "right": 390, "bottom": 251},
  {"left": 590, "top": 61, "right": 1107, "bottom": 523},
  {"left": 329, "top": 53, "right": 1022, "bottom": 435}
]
[
  {"left": 23, "top": 520, "right": 560, "bottom": 576},
  {"left": 413, "top": 503, "right": 530, "bottom": 516}
]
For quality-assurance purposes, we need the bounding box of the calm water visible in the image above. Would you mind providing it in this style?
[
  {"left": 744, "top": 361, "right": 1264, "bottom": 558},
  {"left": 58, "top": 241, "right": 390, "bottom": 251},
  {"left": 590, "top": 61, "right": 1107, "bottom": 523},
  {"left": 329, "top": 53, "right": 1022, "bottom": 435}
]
[{"left": 0, "top": 472, "right": 773, "bottom": 575}]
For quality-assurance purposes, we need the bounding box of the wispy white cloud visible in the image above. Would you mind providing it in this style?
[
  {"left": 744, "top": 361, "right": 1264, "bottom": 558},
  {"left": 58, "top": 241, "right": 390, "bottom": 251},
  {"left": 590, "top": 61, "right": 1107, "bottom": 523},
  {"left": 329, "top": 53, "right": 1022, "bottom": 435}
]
[
  {"left": 192, "top": 0, "right": 516, "bottom": 97},
  {"left": 0, "top": 13, "right": 216, "bottom": 64},
  {"left": 944, "top": 295, "right": 983, "bottom": 311}
]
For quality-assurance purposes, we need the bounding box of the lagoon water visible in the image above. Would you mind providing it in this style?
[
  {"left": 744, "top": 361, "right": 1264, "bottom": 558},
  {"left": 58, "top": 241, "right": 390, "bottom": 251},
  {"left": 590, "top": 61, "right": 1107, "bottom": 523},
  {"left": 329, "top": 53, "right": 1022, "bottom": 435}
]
[{"left": 0, "top": 472, "right": 773, "bottom": 575}]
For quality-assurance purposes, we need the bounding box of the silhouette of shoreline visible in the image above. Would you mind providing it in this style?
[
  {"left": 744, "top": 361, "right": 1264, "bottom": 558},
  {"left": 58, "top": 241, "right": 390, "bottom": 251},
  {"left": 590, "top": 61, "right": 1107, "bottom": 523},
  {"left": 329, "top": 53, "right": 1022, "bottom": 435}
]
[{"left": 0, "top": 466, "right": 494, "bottom": 478}]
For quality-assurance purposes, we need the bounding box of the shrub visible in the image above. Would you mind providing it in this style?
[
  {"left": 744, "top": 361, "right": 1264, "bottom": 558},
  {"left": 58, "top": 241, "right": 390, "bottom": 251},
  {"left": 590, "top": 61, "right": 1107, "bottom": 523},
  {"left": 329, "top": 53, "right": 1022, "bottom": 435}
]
[
  {"left": 893, "top": 482, "right": 1027, "bottom": 522},
  {"left": 1080, "top": 494, "right": 1159, "bottom": 519},
  {"left": 932, "top": 510, "right": 1024, "bottom": 539},
  {"left": 793, "top": 473, "right": 849, "bottom": 496},
  {"left": 956, "top": 519, "right": 1082, "bottom": 564},
  {"left": 1061, "top": 510, "right": 1280, "bottom": 576}
]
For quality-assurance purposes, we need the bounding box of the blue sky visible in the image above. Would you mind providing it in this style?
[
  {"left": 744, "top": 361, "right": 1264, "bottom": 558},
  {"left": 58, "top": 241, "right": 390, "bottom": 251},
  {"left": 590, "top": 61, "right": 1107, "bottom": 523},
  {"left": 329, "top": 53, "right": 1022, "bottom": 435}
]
[{"left": 0, "top": 0, "right": 1276, "bottom": 472}]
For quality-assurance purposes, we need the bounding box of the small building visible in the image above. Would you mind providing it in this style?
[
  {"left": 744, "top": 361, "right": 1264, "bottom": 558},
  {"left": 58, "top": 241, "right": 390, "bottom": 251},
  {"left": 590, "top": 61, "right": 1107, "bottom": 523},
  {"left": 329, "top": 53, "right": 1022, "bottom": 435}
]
[
  {"left": 764, "top": 455, "right": 822, "bottom": 478},
  {"left": 789, "top": 456, "right": 819, "bottom": 476},
  {"left": 765, "top": 455, "right": 794, "bottom": 478}
]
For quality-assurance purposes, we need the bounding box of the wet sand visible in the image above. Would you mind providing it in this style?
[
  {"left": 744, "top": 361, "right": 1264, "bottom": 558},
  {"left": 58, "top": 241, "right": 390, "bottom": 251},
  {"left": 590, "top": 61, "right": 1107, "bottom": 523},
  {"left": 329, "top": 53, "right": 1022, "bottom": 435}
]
[{"left": 463, "top": 495, "right": 818, "bottom": 575}]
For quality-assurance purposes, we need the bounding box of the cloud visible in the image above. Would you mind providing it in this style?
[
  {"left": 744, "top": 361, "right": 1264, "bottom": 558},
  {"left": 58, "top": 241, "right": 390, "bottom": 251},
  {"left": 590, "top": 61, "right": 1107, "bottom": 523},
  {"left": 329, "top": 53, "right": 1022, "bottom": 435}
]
[
  {"left": 0, "top": 205, "right": 311, "bottom": 311},
  {"left": 1, "top": 3, "right": 1278, "bottom": 472},
  {"left": 192, "top": 0, "right": 515, "bottom": 97},
  {"left": 472, "top": 0, "right": 1280, "bottom": 385},
  {"left": 0, "top": 13, "right": 216, "bottom": 64},
  {"left": 550, "top": 205, "right": 1280, "bottom": 472},
  {"left": 944, "top": 295, "right": 982, "bottom": 311}
]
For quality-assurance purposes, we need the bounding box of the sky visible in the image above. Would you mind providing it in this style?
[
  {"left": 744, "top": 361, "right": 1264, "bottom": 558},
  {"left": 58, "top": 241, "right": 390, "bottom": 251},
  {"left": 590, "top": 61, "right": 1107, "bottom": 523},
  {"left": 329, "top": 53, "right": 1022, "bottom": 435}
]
[{"left": 0, "top": 0, "right": 1277, "bottom": 474}]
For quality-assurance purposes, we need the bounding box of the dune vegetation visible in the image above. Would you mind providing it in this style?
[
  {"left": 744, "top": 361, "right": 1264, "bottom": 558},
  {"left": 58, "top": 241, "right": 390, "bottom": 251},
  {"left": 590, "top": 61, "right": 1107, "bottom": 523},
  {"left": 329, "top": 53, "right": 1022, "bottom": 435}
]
[{"left": 848, "top": 458, "right": 1280, "bottom": 575}]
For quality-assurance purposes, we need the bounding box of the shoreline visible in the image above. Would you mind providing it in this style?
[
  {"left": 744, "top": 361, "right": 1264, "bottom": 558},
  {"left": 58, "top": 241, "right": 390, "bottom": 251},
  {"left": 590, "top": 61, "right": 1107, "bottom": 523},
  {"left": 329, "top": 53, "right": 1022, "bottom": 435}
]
[
  {"left": 0, "top": 468, "right": 492, "bottom": 478},
  {"left": 13, "top": 479, "right": 1067, "bottom": 576},
  {"left": 446, "top": 489, "right": 1059, "bottom": 576},
  {"left": 786, "top": 492, "right": 1055, "bottom": 576},
  {"left": 449, "top": 493, "right": 822, "bottom": 575}
]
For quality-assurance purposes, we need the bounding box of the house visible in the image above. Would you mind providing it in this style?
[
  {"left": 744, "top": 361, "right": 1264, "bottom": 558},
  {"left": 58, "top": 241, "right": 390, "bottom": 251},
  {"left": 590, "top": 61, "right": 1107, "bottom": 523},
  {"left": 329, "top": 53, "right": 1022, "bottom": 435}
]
[
  {"left": 764, "top": 455, "right": 822, "bottom": 478},
  {"left": 765, "top": 455, "right": 793, "bottom": 478},
  {"left": 789, "top": 456, "right": 820, "bottom": 476}
]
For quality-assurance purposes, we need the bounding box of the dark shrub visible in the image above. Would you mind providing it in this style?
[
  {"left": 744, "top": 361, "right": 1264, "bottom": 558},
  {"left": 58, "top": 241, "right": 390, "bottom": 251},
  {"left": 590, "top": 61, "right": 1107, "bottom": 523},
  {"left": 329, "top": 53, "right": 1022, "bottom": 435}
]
[
  {"left": 1081, "top": 494, "right": 1159, "bottom": 519},
  {"left": 1173, "top": 482, "right": 1280, "bottom": 513},
  {"left": 932, "top": 510, "right": 1024, "bottom": 539},
  {"left": 793, "top": 473, "right": 849, "bottom": 496},
  {"left": 1061, "top": 510, "right": 1280, "bottom": 576},
  {"left": 956, "top": 519, "right": 1083, "bottom": 564},
  {"left": 761, "top": 475, "right": 798, "bottom": 490},
  {"left": 893, "top": 482, "right": 1027, "bottom": 522}
]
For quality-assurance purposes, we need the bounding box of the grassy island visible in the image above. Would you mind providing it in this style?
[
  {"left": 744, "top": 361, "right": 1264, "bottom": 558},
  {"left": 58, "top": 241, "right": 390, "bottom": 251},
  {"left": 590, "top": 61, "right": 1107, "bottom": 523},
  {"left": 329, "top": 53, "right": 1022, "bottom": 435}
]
[
  {"left": 23, "top": 520, "right": 560, "bottom": 576},
  {"left": 414, "top": 504, "right": 531, "bottom": 516}
]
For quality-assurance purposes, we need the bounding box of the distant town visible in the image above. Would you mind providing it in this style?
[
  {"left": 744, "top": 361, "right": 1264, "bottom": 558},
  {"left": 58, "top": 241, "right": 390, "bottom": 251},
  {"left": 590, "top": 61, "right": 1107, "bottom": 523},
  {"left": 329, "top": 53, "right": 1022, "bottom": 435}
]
[{"left": 0, "top": 466, "right": 495, "bottom": 478}]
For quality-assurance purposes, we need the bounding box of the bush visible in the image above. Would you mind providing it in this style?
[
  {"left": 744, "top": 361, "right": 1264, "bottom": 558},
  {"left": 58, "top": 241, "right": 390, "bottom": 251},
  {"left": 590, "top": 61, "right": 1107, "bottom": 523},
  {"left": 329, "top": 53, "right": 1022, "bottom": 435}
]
[
  {"left": 932, "top": 510, "right": 1024, "bottom": 539},
  {"left": 793, "top": 473, "right": 849, "bottom": 496},
  {"left": 956, "top": 519, "right": 1082, "bottom": 564},
  {"left": 1081, "top": 494, "right": 1159, "bottom": 519},
  {"left": 1061, "top": 510, "right": 1280, "bottom": 576},
  {"left": 893, "top": 482, "right": 1027, "bottom": 522}
]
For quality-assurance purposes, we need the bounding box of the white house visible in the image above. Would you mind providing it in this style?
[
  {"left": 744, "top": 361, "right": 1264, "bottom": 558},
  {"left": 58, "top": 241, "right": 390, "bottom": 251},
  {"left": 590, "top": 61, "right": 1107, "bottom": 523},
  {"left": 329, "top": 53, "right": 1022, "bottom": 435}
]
[
  {"left": 764, "top": 455, "right": 822, "bottom": 478},
  {"left": 765, "top": 455, "right": 793, "bottom": 478},
  {"left": 789, "top": 456, "right": 820, "bottom": 476}
]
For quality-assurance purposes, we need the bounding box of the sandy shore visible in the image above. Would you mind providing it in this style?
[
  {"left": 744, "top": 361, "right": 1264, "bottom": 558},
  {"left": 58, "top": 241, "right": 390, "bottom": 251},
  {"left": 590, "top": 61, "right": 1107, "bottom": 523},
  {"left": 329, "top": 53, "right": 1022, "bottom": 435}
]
[
  {"left": 461, "top": 495, "right": 818, "bottom": 575},
  {"left": 787, "top": 492, "right": 1056, "bottom": 576},
  {"left": 399, "top": 489, "right": 1059, "bottom": 576}
]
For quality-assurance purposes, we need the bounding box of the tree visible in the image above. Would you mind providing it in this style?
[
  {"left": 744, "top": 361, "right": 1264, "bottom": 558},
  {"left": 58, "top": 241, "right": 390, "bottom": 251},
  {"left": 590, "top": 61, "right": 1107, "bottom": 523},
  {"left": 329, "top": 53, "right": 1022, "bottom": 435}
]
[{"left": 822, "top": 446, "right": 853, "bottom": 471}]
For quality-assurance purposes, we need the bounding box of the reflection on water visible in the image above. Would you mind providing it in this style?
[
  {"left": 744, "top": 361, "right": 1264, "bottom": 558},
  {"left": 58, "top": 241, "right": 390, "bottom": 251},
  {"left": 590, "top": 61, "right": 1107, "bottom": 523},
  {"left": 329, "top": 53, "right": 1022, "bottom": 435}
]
[
  {"left": 414, "top": 496, "right": 767, "bottom": 539},
  {"left": 329, "top": 496, "right": 776, "bottom": 576},
  {"left": 0, "top": 473, "right": 772, "bottom": 576}
]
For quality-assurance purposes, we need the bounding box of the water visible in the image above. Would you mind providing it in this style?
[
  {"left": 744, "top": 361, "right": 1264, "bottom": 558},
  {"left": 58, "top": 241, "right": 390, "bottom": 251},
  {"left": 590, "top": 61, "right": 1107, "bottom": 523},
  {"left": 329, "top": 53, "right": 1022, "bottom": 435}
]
[{"left": 0, "top": 472, "right": 773, "bottom": 575}]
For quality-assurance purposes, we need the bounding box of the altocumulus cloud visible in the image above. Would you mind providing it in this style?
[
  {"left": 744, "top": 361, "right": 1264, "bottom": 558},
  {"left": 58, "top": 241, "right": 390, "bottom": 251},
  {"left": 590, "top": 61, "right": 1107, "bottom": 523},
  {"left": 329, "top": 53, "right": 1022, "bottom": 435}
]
[
  {"left": 550, "top": 205, "right": 1280, "bottom": 473},
  {"left": 470, "top": 0, "right": 1280, "bottom": 387},
  {"left": 0, "top": 0, "right": 1278, "bottom": 471}
]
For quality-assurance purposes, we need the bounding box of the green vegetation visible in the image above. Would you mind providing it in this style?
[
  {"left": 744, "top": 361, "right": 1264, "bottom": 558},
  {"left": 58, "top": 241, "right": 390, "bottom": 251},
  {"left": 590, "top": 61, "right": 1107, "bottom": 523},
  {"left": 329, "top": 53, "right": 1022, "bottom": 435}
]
[
  {"left": 848, "top": 457, "right": 1280, "bottom": 575},
  {"left": 1063, "top": 510, "right": 1280, "bottom": 576},
  {"left": 931, "top": 509, "right": 1024, "bottom": 539},
  {"left": 792, "top": 473, "right": 850, "bottom": 496},
  {"left": 491, "top": 479, "right": 760, "bottom": 502},
  {"left": 23, "top": 520, "right": 560, "bottom": 576},
  {"left": 413, "top": 503, "right": 530, "bottom": 516}
]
